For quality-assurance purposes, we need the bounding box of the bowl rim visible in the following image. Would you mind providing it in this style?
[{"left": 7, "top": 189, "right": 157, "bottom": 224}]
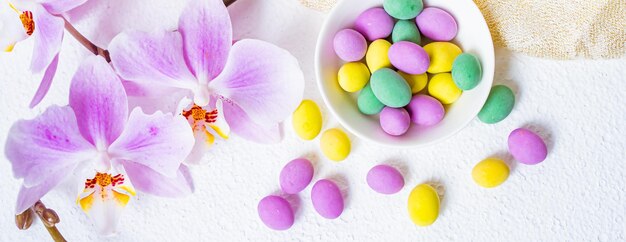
[{"left": 314, "top": 0, "right": 494, "bottom": 148}]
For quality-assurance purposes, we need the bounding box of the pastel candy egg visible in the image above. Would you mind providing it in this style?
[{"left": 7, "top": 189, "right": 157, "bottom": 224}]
[
  {"left": 338, "top": 62, "right": 370, "bottom": 92},
  {"left": 292, "top": 100, "right": 322, "bottom": 140},
  {"left": 472, "top": 158, "right": 510, "bottom": 188},
  {"left": 383, "top": 0, "right": 423, "bottom": 20},
  {"left": 406, "top": 95, "right": 445, "bottom": 126},
  {"left": 388, "top": 41, "right": 430, "bottom": 75},
  {"left": 428, "top": 73, "right": 462, "bottom": 104},
  {"left": 452, "top": 53, "right": 482, "bottom": 90},
  {"left": 407, "top": 184, "right": 440, "bottom": 226},
  {"left": 379, "top": 107, "right": 411, "bottom": 136},
  {"left": 477, "top": 85, "right": 515, "bottom": 124},
  {"left": 508, "top": 128, "right": 548, "bottom": 165},
  {"left": 415, "top": 7, "right": 458, "bottom": 41},
  {"left": 333, "top": 29, "right": 367, "bottom": 62},
  {"left": 367, "top": 165, "right": 404, "bottom": 194},
  {"left": 320, "top": 128, "right": 351, "bottom": 161},
  {"left": 354, "top": 8, "right": 394, "bottom": 41},
  {"left": 366, "top": 39, "right": 393, "bottom": 72},
  {"left": 280, "top": 158, "right": 314, "bottom": 194},
  {"left": 311, "top": 179, "right": 344, "bottom": 219},
  {"left": 370, "top": 68, "right": 412, "bottom": 108},
  {"left": 357, "top": 84, "right": 385, "bottom": 115},
  {"left": 392, "top": 20, "right": 421, "bottom": 44},
  {"left": 423, "top": 42, "right": 462, "bottom": 74},
  {"left": 398, "top": 71, "right": 428, "bottom": 94},
  {"left": 258, "top": 195, "right": 294, "bottom": 230}
]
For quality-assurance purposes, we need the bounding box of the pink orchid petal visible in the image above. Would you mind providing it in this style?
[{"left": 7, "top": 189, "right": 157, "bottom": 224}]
[
  {"left": 69, "top": 56, "right": 128, "bottom": 148},
  {"left": 108, "top": 108, "right": 194, "bottom": 178},
  {"left": 109, "top": 31, "right": 198, "bottom": 92},
  {"left": 5, "top": 105, "right": 96, "bottom": 189},
  {"left": 30, "top": 5, "right": 64, "bottom": 74},
  {"left": 209, "top": 39, "right": 305, "bottom": 127},
  {"left": 123, "top": 162, "right": 193, "bottom": 197},
  {"left": 15, "top": 163, "right": 75, "bottom": 214},
  {"left": 179, "top": 0, "right": 231, "bottom": 82},
  {"left": 222, "top": 99, "right": 281, "bottom": 143},
  {"left": 28, "top": 53, "right": 59, "bottom": 108},
  {"left": 38, "top": 0, "right": 87, "bottom": 15}
]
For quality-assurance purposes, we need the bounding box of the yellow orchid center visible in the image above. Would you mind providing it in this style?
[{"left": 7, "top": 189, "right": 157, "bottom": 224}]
[
  {"left": 182, "top": 104, "right": 218, "bottom": 125},
  {"left": 19, "top": 11, "right": 34, "bottom": 35},
  {"left": 9, "top": 3, "right": 34, "bottom": 36},
  {"left": 84, "top": 173, "right": 124, "bottom": 189},
  {"left": 79, "top": 173, "right": 135, "bottom": 213},
  {"left": 181, "top": 103, "right": 230, "bottom": 147}
]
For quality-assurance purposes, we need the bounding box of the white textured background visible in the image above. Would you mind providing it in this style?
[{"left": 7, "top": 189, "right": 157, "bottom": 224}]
[{"left": 1, "top": 0, "right": 625, "bottom": 241}]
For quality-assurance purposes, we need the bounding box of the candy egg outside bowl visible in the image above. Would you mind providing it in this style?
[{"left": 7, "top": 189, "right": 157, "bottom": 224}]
[{"left": 315, "top": 0, "right": 494, "bottom": 147}]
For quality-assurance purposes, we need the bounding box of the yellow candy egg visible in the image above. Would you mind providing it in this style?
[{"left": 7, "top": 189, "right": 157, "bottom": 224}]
[
  {"left": 472, "top": 158, "right": 510, "bottom": 188},
  {"left": 428, "top": 73, "right": 462, "bottom": 104},
  {"left": 398, "top": 71, "right": 428, "bottom": 94},
  {"left": 366, "top": 39, "right": 392, "bottom": 72},
  {"left": 292, "top": 100, "right": 322, "bottom": 140},
  {"left": 338, "top": 62, "right": 370, "bottom": 92},
  {"left": 423, "top": 42, "right": 462, "bottom": 74},
  {"left": 320, "top": 128, "right": 351, "bottom": 162},
  {"left": 407, "top": 184, "right": 440, "bottom": 226}
]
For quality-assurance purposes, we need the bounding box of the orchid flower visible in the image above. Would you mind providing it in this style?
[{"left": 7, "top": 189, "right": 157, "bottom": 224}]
[
  {"left": 5, "top": 56, "right": 195, "bottom": 235},
  {"left": 109, "top": 0, "right": 305, "bottom": 164},
  {"left": 0, "top": 0, "right": 88, "bottom": 108}
]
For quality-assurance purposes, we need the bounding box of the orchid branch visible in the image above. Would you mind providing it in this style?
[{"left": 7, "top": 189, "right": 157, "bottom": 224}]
[
  {"left": 60, "top": 0, "right": 237, "bottom": 63},
  {"left": 62, "top": 17, "right": 110, "bottom": 62}
]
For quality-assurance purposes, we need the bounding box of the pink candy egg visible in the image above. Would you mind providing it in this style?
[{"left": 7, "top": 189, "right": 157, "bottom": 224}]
[
  {"left": 388, "top": 41, "right": 430, "bottom": 75},
  {"left": 508, "top": 128, "right": 548, "bottom": 165},
  {"left": 333, "top": 29, "right": 368, "bottom": 61},
  {"left": 366, "top": 165, "right": 404, "bottom": 194},
  {"left": 311, "top": 179, "right": 344, "bottom": 219},
  {"left": 279, "top": 158, "right": 314, "bottom": 194},
  {"left": 354, "top": 7, "right": 394, "bottom": 41},
  {"left": 379, "top": 107, "right": 411, "bottom": 136},
  {"left": 406, "top": 95, "right": 445, "bottom": 126},
  {"left": 257, "top": 195, "right": 294, "bottom": 230},
  {"left": 415, "top": 7, "right": 458, "bottom": 41}
]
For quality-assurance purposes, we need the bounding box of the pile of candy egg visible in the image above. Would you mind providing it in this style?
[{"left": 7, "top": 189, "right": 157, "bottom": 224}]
[{"left": 333, "top": 0, "right": 485, "bottom": 136}]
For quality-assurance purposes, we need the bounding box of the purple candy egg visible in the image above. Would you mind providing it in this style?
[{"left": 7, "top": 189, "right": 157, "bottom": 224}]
[
  {"left": 416, "top": 7, "right": 458, "bottom": 41},
  {"left": 257, "top": 195, "right": 294, "bottom": 230},
  {"left": 354, "top": 7, "right": 394, "bottom": 41},
  {"left": 379, "top": 107, "right": 411, "bottom": 136},
  {"left": 366, "top": 165, "right": 404, "bottom": 194},
  {"left": 333, "top": 29, "right": 368, "bottom": 62},
  {"left": 311, "top": 179, "right": 344, "bottom": 219},
  {"left": 279, "top": 158, "right": 314, "bottom": 194},
  {"left": 508, "top": 128, "right": 548, "bottom": 165},
  {"left": 406, "top": 95, "right": 445, "bottom": 126},
  {"left": 388, "top": 41, "right": 430, "bottom": 75}
]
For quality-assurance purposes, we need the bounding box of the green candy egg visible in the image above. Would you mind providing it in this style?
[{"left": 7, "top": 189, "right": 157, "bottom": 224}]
[
  {"left": 370, "top": 68, "right": 412, "bottom": 108},
  {"left": 383, "top": 0, "right": 423, "bottom": 20},
  {"left": 452, "top": 53, "right": 482, "bottom": 90},
  {"left": 392, "top": 20, "right": 421, "bottom": 44},
  {"left": 478, "top": 85, "right": 515, "bottom": 124},
  {"left": 358, "top": 83, "right": 385, "bottom": 115}
]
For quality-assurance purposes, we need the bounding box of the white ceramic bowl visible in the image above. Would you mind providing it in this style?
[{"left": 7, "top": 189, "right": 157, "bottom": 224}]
[{"left": 315, "top": 0, "right": 494, "bottom": 147}]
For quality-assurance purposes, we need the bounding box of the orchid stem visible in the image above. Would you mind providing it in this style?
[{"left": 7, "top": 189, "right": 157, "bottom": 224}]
[
  {"left": 62, "top": 17, "right": 110, "bottom": 62},
  {"left": 224, "top": 0, "right": 237, "bottom": 6}
]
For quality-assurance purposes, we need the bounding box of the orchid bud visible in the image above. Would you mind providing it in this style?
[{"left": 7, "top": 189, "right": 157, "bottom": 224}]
[
  {"left": 15, "top": 209, "right": 34, "bottom": 230},
  {"left": 42, "top": 209, "right": 60, "bottom": 227}
]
